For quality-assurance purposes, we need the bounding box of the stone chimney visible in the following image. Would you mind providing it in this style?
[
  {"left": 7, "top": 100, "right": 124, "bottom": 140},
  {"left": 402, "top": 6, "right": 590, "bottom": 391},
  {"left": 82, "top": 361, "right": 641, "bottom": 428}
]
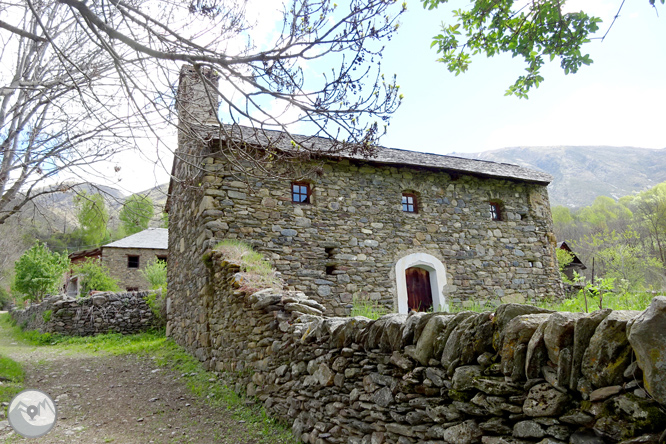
[{"left": 177, "top": 65, "right": 220, "bottom": 129}]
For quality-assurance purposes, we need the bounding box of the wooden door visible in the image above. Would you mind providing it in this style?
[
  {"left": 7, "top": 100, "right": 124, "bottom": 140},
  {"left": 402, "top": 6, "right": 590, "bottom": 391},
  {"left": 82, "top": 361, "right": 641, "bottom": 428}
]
[{"left": 406, "top": 267, "right": 433, "bottom": 312}]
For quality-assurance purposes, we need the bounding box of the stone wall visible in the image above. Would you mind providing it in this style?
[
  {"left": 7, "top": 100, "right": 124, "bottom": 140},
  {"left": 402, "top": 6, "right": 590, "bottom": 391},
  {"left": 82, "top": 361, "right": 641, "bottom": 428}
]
[
  {"left": 12, "top": 291, "right": 160, "bottom": 335},
  {"left": 102, "top": 247, "right": 167, "bottom": 290},
  {"left": 168, "top": 149, "right": 564, "bottom": 316},
  {"left": 167, "top": 252, "right": 666, "bottom": 444}
]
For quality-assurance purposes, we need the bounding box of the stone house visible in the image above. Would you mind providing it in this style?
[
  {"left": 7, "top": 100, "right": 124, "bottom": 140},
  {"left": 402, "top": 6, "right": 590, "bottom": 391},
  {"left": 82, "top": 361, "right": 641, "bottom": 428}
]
[
  {"left": 166, "top": 66, "right": 563, "bottom": 316},
  {"left": 68, "top": 228, "right": 168, "bottom": 295}
]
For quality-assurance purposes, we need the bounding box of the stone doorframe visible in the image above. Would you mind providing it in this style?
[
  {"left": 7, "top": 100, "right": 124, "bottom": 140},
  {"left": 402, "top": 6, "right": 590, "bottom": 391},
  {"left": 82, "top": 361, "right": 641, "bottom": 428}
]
[{"left": 395, "top": 253, "right": 448, "bottom": 314}]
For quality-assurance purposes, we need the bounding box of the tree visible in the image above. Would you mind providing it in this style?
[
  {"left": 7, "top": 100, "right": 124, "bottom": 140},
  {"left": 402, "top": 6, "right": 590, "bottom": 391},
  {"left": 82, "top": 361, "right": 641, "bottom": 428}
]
[
  {"left": 422, "top": 0, "right": 662, "bottom": 97},
  {"left": 73, "top": 258, "right": 119, "bottom": 296},
  {"left": 74, "top": 192, "right": 109, "bottom": 247},
  {"left": 0, "top": 1, "right": 138, "bottom": 225},
  {"left": 1, "top": 0, "right": 407, "bottom": 226},
  {"left": 626, "top": 183, "right": 666, "bottom": 265},
  {"left": 119, "top": 195, "right": 154, "bottom": 236},
  {"left": 11, "top": 242, "right": 69, "bottom": 302},
  {"left": 576, "top": 196, "right": 632, "bottom": 232}
]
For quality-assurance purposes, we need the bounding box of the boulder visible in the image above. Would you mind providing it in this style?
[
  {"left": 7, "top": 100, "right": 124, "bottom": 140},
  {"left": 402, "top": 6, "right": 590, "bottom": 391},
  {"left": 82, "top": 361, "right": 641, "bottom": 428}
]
[
  {"left": 543, "top": 312, "right": 584, "bottom": 366},
  {"left": 569, "top": 309, "right": 612, "bottom": 390},
  {"left": 401, "top": 311, "right": 428, "bottom": 346},
  {"left": 627, "top": 296, "right": 666, "bottom": 404},
  {"left": 365, "top": 314, "right": 406, "bottom": 351},
  {"left": 492, "top": 303, "right": 553, "bottom": 352},
  {"left": 330, "top": 317, "right": 372, "bottom": 347},
  {"left": 582, "top": 310, "right": 640, "bottom": 388},
  {"left": 525, "top": 322, "right": 548, "bottom": 379},
  {"left": 412, "top": 314, "right": 455, "bottom": 364},
  {"left": 523, "top": 383, "right": 570, "bottom": 417},
  {"left": 441, "top": 312, "right": 486, "bottom": 369},
  {"left": 438, "top": 419, "right": 482, "bottom": 444},
  {"left": 501, "top": 313, "right": 551, "bottom": 380},
  {"left": 434, "top": 311, "right": 475, "bottom": 360},
  {"left": 378, "top": 313, "right": 408, "bottom": 351},
  {"left": 459, "top": 312, "right": 496, "bottom": 366}
]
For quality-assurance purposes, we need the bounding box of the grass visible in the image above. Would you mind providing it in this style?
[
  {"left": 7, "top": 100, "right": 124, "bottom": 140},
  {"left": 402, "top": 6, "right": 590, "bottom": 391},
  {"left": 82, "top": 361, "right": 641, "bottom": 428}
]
[
  {"left": 350, "top": 297, "right": 390, "bottom": 319},
  {"left": 0, "top": 353, "right": 24, "bottom": 405},
  {"left": 214, "top": 240, "right": 283, "bottom": 293},
  {"left": 349, "top": 289, "right": 662, "bottom": 319},
  {"left": 540, "top": 289, "right": 659, "bottom": 313}
]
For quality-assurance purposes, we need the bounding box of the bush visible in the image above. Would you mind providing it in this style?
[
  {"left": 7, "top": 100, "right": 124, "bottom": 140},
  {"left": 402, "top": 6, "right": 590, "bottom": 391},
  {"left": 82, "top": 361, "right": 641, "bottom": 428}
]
[
  {"left": 42, "top": 310, "right": 52, "bottom": 323},
  {"left": 0, "top": 287, "right": 12, "bottom": 310},
  {"left": 140, "top": 259, "right": 167, "bottom": 292},
  {"left": 12, "top": 243, "right": 69, "bottom": 302},
  {"left": 73, "top": 259, "right": 120, "bottom": 296}
]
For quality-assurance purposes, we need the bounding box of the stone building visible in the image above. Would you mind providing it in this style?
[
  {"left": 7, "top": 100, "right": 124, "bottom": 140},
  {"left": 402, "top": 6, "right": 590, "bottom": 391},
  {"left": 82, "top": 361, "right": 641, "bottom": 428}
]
[
  {"left": 68, "top": 228, "right": 168, "bottom": 295},
  {"left": 166, "top": 66, "right": 563, "bottom": 316}
]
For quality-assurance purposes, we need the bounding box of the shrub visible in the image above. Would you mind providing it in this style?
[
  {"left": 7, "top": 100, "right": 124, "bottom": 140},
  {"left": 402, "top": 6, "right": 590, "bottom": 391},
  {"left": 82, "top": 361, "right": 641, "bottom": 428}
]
[
  {"left": 11, "top": 243, "right": 69, "bottom": 302},
  {"left": 140, "top": 259, "right": 167, "bottom": 292},
  {"left": 0, "top": 287, "right": 12, "bottom": 310},
  {"left": 42, "top": 310, "right": 52, "bottom": 323},
  {"left": 143, "top": 290, "right": 166, "bottom": 327},
  {"left": 73, "top": 259, "right": 120, "bottom": 296}
]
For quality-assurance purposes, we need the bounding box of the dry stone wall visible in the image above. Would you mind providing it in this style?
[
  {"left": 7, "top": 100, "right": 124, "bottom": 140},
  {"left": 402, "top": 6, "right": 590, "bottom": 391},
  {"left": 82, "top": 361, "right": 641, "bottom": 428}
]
[
  {"left": 168, "top": 252, "right": 666, "bottom": 444},
  {"left": 11, "top": 291, "right": 160, "bottom": 335}
]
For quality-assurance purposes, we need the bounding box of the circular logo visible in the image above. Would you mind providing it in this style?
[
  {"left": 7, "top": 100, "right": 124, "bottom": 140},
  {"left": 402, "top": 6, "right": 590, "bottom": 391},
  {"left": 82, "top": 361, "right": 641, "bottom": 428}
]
[{"left": 7, "top": 389, "right": 58, "bottom": 438}]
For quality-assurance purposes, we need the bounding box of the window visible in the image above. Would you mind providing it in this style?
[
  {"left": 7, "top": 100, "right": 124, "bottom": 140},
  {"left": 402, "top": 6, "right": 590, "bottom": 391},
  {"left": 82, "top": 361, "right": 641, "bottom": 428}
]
[
  {"left": 402, "top": 193, "right": 417, "bottom": 213},
  {"left": 291, "top": 182, "right": 311, "bottom": 204},
  {"left": 489, "top": 202, "right": 502, "bottom": 221},
  {"left": 127, "top": 255, "right": 140, "bottom": 268},
  {"left": 156, "top": 255, "right": 167, "bottom": 265}
]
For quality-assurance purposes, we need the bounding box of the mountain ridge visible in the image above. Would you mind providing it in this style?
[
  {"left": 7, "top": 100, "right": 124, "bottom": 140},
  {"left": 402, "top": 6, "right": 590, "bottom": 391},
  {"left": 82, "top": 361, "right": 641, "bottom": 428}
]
[{"left": 451, "top": 146, "right": 666, "bottom": 208}]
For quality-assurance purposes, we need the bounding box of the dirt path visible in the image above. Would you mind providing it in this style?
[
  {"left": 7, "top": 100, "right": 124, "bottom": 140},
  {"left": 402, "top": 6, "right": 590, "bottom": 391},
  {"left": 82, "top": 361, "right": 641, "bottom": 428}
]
[{"left": 0, "top": 325, "right": 286, "bottom": 443}]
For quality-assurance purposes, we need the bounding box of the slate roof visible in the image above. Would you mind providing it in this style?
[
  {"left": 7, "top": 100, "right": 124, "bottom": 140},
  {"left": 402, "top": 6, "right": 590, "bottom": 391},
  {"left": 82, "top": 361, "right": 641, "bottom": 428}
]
[
  {"left": 202, "top": 124, "right": 553, "bottom": 184},
  {"left": 103, "top": 228, "right": 168, "bottom": 250}
]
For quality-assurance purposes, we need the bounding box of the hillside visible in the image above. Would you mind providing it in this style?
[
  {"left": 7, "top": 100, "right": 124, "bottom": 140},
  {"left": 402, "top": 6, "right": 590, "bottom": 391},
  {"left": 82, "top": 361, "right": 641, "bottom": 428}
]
[
  {"left": 29, "top": 182, "right": 169, "bottom": 237},
  {"left": 453, "top": 146, "right": 666, "bottom": 208}
]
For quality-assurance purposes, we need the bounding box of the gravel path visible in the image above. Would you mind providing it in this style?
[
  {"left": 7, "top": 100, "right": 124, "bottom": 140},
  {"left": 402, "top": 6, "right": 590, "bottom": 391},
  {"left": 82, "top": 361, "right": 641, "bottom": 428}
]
[{"left": 0, "top": 325, "right": 282, "bottom": 443}]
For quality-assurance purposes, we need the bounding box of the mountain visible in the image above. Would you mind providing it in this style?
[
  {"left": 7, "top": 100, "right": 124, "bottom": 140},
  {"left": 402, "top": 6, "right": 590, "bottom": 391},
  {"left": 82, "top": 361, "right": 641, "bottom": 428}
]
[{"left": 452, "top": 146, "right": 666, "bottom": 208}]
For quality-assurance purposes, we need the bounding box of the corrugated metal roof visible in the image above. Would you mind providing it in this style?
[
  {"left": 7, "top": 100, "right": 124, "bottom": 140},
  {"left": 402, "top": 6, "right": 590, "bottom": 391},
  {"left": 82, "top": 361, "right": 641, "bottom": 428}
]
[
  {"left": 200, "top": 124, "right": 553, "bottom": 184},
  {"left": 103, "top": 228, "right": 168, "bottom": 250}
]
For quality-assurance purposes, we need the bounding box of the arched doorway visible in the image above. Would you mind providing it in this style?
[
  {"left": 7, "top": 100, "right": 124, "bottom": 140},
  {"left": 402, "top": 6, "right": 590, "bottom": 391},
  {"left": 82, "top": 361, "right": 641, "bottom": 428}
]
[
  {"left": 406, "top": 267, "right": 433, "bottom": 311},
  {"left": 395, "top": 252, "right": 448, "bottom": 314}
]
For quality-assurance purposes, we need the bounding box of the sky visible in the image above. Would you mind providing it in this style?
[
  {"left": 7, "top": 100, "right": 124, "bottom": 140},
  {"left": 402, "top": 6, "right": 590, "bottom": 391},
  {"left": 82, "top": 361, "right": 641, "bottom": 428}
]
[{"left": 94, "top": 0, "right": 666, "bottom": 194}]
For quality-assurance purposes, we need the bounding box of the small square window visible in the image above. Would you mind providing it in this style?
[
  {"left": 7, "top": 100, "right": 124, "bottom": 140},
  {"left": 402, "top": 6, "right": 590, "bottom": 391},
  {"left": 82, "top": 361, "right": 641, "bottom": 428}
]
[
  {"left": 127, "top": 255, "right": 140, "bottom": 268},
  {"left": 489, "top": 202, "right": 502, "bottom": 221},
  {"left": 156, "top": 255, "right": 167, "bottom": 265},
  {"left": 402, "top": 193, "right": 417, "bottom": 213},
  {"left": 291, "top": 182, "right": 311, "bottom": 204}
]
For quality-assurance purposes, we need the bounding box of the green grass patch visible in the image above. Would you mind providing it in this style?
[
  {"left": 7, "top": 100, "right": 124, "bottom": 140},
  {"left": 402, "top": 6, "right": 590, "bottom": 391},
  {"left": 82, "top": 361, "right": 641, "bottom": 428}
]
[
  {"left": 350, "top": 297, "right": 390, "bottom": 319},
  {"left": 214, "top": 240, "right": 282, "bottom": 294},
  {"left": 0, "top": 354, "right": 24, "bottom": 405}
]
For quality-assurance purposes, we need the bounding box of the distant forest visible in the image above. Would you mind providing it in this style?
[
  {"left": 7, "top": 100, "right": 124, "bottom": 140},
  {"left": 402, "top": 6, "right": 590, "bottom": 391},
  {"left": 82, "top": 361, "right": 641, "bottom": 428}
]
[{"left": 552, "top": 182, "right": 666, "bottom": 291}]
